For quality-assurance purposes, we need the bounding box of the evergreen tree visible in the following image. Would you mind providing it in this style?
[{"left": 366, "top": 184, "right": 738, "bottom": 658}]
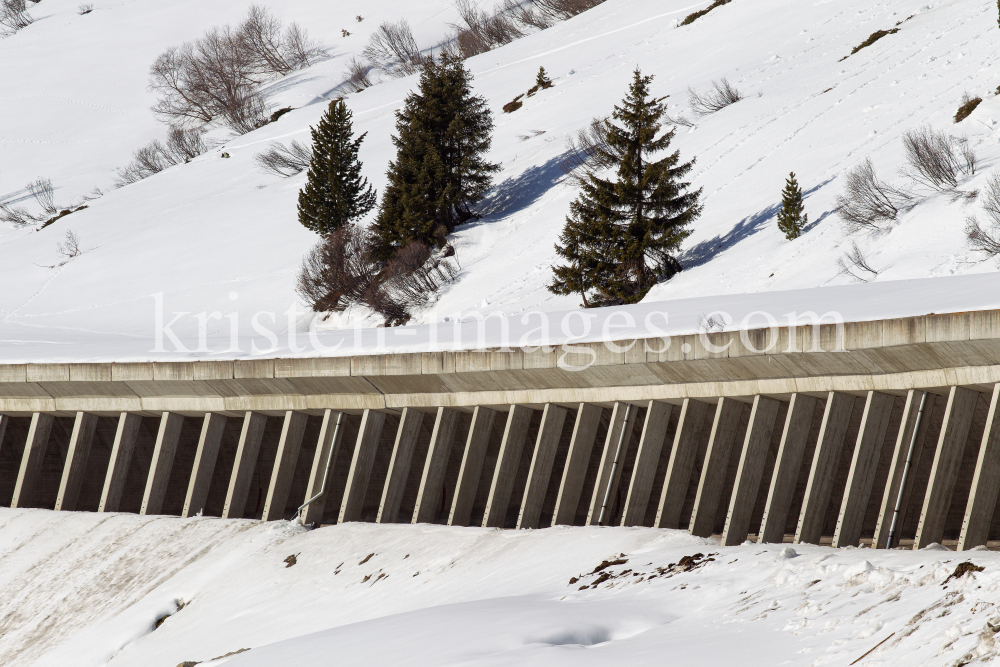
[
  {"left": 549, "top": 68, "right": 702, "bottom": 307},
  {"left": 535, "top": 66, "right": 550, "bottom": 88},
  {"left": 776, "top": 172, "right": 807, "bottom": 240},
  {"left": 297, "top": 99, "right": 376, "bottom": 234},
  {"left": 373, "top": 55, "right": 499, "bottom": 260}
]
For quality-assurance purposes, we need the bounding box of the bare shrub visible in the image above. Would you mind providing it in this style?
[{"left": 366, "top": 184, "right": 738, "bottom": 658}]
[
  {"left": 688, "top": 78, "right": 743, "bottom": 116},
  {"left": 165, "top": 126, "right": 208, "bottom": 162},
  {"left": 239, "top": 6, "right": 326, "bottom": 74},
  {"left": 966, "top": 172, "right": 1000, "bottom": 258},
  {"left": 836, "top": 241, "right": 878, "bottom": 282},
  {"left": 664, "top": 111, "right": 694, "bottom": 128},
  {"left": 57, "top": 230, "right": 82, "bottom": 258},
  {"left": 902, "top": 126, "right": 975, "bottom": 193},
  {"left": 376, "top": 241, "right": 457, "bottom": 323},
  {"left": 0, "top": 203, "right": 42, "bottom": 226},
  {"left": 114, "top": 141, "right": 174, "bottom": 187},
  {"left": 253, "top": 140, "right": 312, "bottom": 177},
  {"left": 0, "top": 0, "right": 34, "bottom": 33},
  {"left": 77, "top": 3, "right": 93, "bottom": 15},
  {"left": 504, "top": 0, "right": 552, "bottom": 29},
  {"left": 344, "top": 56, "right": 373, "bottom": 91},
  {"left": 362, "top": 19, "right": 425, "bottom": 76},
  {"left": 222, "top": 86, "right": 271, "bottom": 134},
  {"left": 835, "top": 158, "right": 913, "bottom": 233},
  {"left": 680, "top": 0, "right": 732, "bottom": 26},
  {"left": 451, "top": 0, "right": 524, "bottom": 58},
  {"left": 27, "top": 177, "right": 57, "bottom": 215},
  {"left": 283, "top": 22, "right": 326, "bottom": 68},
  {"left": 559, "top": 117, "right": 617, "bottom": 177},
  {"left": 535, "top": 0, "right": 605, "bottom": 21},
  {"left": 955, "top": 93, "right": 982, "bottom": 123}
]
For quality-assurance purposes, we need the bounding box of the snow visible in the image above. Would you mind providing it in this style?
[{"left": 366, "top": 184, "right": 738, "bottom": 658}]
[
  {"left": 1, "top": 508, "right": 998, "bottom": 667},
  {"left": 3, "top": 0, "right": 1000, "bottom": 362}
]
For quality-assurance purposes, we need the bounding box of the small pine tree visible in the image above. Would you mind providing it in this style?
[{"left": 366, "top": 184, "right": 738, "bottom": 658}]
[
  {"left": 549, "top": 68, "right": 702, "bottom": 307},
  {"left": 776, "top": 172, "right": 807, "bottom": 240},
  {"left": 297, "top": 99, "right": 376, "bottom": 234},
  {"left": 536, "top": 66, "right": 551, "bottom": 88}
]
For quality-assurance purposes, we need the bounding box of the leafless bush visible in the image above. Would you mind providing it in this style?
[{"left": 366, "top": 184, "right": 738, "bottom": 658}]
[
  {"left": 114, "top": 128, "right": 209, "bottom": 187},
  {"left": 253, "top": 140, "right": 312, "bottom": 177},
  {"left": 559, "top": 117, "right": 617, "bottom": 177},
  {"left": 535, "top": 0, "right": 605, "bottom": 21},
  {"left": 450, "top": 0, "right": 524, "bottom": 58},
  {"left": 688, "top": 78, "right": 744, "bottom": 116},
  {"left": 0, "top": 203, "right": 42, "bottom": 226},
  {"left": 362, "top": 19, "right": 425, "bottom": 76},
  {"left": 57, "top": 230, "right": 82, "bottom": 258},
  {"left": 344, "top": 56, "right": 373, "bottom": 92},
  {"left": 240, "top": 6, "right": 325, "bottom": 74},
  {"left": 664, "top": 111, "right": 694, "bottom": 128},
  {"left": 376, "top": 241, "right": 457, "bottom": 322},
  {"left": 966, "top": 171, "right": 1000, "bottom": 258},
  {"left": 902, "top": 126, "right": 975, "bottom": 193},
  {"left": 0, "top": 0, "right": 34, "bottom": 33},
  {"left": 504, "top": 0, "right": 552, "bottom": 29},
  {"left": 835, "top": 158, "right": 913, "bottom": 233},
  {"left": 27, "top": 177, "right": 57, "bottom": 215},
  {"left": 222, "top": 86, "right": 271, "bottom": 134},
  {"left": 77, "top": 3, "right": 93, "bottom": 15},
  {"left": 836, "top": 241, "right": 878, "bottom": 282},
  {"left": 165, "top": 126, "right": 208, "bottom": 162}
]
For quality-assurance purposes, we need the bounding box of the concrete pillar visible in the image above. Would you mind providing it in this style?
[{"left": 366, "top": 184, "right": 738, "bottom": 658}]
[
  {"left": 831, "top": 391, "right": 896, "bottom": 548},
  {"left": 302, "top": 410, "right": 346, "bottom": 526},
  {"left": 140, "top": 412, "right": 184, "bottom": 516},
  {"left": 338, "top": 409, "right": 387, "bottom": 523},
  {"left": 551, "top": 403, "right": 603, "bottom": 526},
  {"left": 11, "top": 413, "right": 55, "bottom": 508},
  {"left": 794, "top": 392, "right": 856, "bottom": 544},
  {"left": 54, "top": 412, "right": 99, "bottom": 511},
  {"left": 261, "top": 411, "right": 308, "bottom": 521},
  {"left": 586, "top": 402, "right": 639, "bottom": 526},
  {"left": 0, "top": 414, "right": 7, "bottom": 452},
  {"left": 482, "top": 405, "right": 533, "bottom": 528},
  {"left": 376, "top": 408, "right": 423, "bottom": 524},
  {"left": 958, "top": 384, "right": 1000, "bottom": 551},
  {"left": 689, "top": 398, "right": 744, "bottom": 538},
  {"left": 412, "top": 407, "right": 460, "bottom": 524},
  {"left": 721, "top": 396, "right": 781, "bottom": 546},
  {"left": 758, "top": 394, "right": 820, "bottom": 543},
  {"left": 517, "top": 404, "right": 569, "bottom": 529},
  {"left": 620, "top": 401, "right": 673, "bottom": 527},
  {"left": 655, "top": 399, "right": 711, "bottom": 529},
  {"left": 181, "top": 413, "right": 227, "bottom": 518},
  {"left": 448, "top": 406, "right": 498, "bottom": 526},
  {"left": 872, "top": 390, "right": 937, "bottom": 549},
  {"left": 914, "top": 386, "right": 979, "bottom": 549},
  {"left": 222, "top": 412, "right": 267, "bottom": 519},
  {"left": 99, "top": 413, "right": 142, "bottom": 512}
]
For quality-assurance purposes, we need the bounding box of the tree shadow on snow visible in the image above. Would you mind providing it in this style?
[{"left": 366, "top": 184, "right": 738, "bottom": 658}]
[{"left": 469, "top": 155, "right": 567, "bottom": 226}]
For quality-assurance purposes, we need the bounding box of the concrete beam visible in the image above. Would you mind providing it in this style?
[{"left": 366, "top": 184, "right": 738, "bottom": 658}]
[
  {"left": 376, "top": 407, "right": 422, "bottom": 524},
  {"left": 181, "top": 413, "right": 227, "bottom": 518},
  {"left": 301, "top": 409, "right": 346, "bottom": 526},
  {"left": 221, "top": 411, "right": 267, "bottom": 519},
  {"left": 958, "top": 384, "right": 1000, "bottom": 550},
  {"left": 551, "top": 403, "right": 603, "bottom": 526},
  {"left": 448, "top": 406, "right": 497, "bottom": 526},
  {"left": 517, "top": 404, "right": 569, "bottom": 529},
  {"left": 98, "top": 413, "right": 142, "bottom": 512},
  {"left": 261, "top": 411, "right": 308, "bottom": 521},
  {"left": 795, "top": 392, "right": 856, "bottom": 544},
  {"left": 54, "top": 412, "right": 99, "bottom": 511},
  {"left": 621, "top": 401, "right": 673, "bottom": 527},
  {"left": 482, "top": 405, "right": 533, "bottom": 528},
  {"left": 689, "top": 398, "right": 744, "bottom": 538},
  {"left": 721, "top": 396, "right": 781, "bottom": 546},
  {"left": 11, "top": 413, "right": 55, "bottom": 508},
  {"left": 914, "top": 386, "right": 979, "bottom": 548},
  {"left": 832, "top": 391, "right": 896, "bottom": 548},
  {"left": 412, "top": 407, "right": 460, "bottom": 524},
  {"left": 338, "top": 409, "right": 387, "bottom": 523},
  {"left": 140, "top": 412, "right": 185, "bottom": 515},
  {"left": 758, "top": 394, "right": 819, "bottom": 543},
  {"left": 586, "top": 402, "right": 639, "bottom": 526},
  {"left": 655, "top": 399, "right": 711, "bottom": 529}
]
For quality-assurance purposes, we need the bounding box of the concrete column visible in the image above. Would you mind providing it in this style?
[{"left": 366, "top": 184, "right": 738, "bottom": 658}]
[
  {"left": 689, "top": 398, "right": 744, "bottom": 538},
  {"left": 0, "top": 414, "right": 7, "bottom": 452},
  {"left": 302, "top": 409, "right": 346, "bottom": 526},
  {"left": 222, "top": 411, "right": 267, "bottom": 519},
  {"left": 872, "top": 390, "right": 937, "bottom": 549},
  {"left": 758, "top": 394, "right": 820, "bottom": 543},
  {"left": 261, "top": 411, "right": 308, "bottom": 522},
  {"left": 620, "top": 401, "right": 673, "bottom": 527},
  {"left": 517, "top": 404, "right": 569, "bottom": 529},
  {"left": 914, "top": 386, "right": 979, "bottom": 549},
  {"left": 412, "top": 407, "right": 460, "bottom": 524},
  {"left": 140, "top": 412, "right": 184, "bottom": 516},
  {"left": 181, "top": 413, "right": 227, "bottom": 518},
  {"left": 655, "top": 399, "right": 711, "bottom": 529},
  {"left": 794, "top": 392, "right": 856, "bottom": 544},
  {"left": 832, "top": 391, "right": 896, "bottom": 548},
  {"left": 54, "top": 412, "right": 99, "bottom": 511},
  {"left": 958, "top": 384, "right": 1000, "bottom": 551},
  {"left": 721, "top": 396, "right": 781, "bottom": 546},
  {"left": 448, "top": 406, "right": 498, "bottom": 526},
  {"left": 551, "top": 403, "right": 603, "bottom": 526},
  {"left": 99, "top": 413, "right": 142, "bottom": 513},
  {"left": 338, "top": 409, "right": 387, "bottom": 523},
  {"left": 586, "top": 402, "right": 639, "bottom": 526},
  {"left": 11, "top": 413, "right": 55, "bottom": 508},
  {"left": 482, "top": 405, "right": 534, "bottom": 528},
  {"left": 376, "top": 408, "right": 423, "bottom": 524}
]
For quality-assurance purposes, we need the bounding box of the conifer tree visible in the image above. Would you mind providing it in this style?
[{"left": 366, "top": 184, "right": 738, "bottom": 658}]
[
  {"left": 297, "top": 99, "right": 376, "bottom": 234},
  {"left": 373, "top": 55, "right": 498, "bottom": 260},
  {"left": 549, "top": 68, "right": 702, "bottom": 307},
  {"left": 776, "top": 172, "right": 807, "bottom": 240},
  {"left": 535, "top": 66, "right": 550, "bottom": 88}
]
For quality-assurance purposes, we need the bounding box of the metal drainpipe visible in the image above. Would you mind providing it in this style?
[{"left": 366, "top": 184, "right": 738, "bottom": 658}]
[
  {"left": 297, "top": 412, "right": 344, "bottom": 526},
  {"left": 597, "top": 403, "right": 632, "bottom": 526},
  {"left": 885, "top": 391, "right": 928, "bottom": 549}
]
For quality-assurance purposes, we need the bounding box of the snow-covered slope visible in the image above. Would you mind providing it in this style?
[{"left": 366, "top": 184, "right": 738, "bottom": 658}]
[{"left": 2, "top": 0, "right": 1000, "bottom": 357}]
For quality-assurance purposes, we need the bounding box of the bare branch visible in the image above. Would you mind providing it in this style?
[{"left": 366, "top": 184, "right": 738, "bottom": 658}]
[
  {"left": 253, "top": 140, "right": 312, "bottom": 177},
  {"left": 27, "top": 177, "right": 57, "bottom": 215},
  {"left": 836, "top": 241, "right": 878, "bottom": 282},
  {"left": 901, "top": 126, "right": 975, "bottom": 193},
  {"left": 835, "top": 158, "right": 913, "bottom": 234},
  {"left": 688, "top": 78, "right": 743, "bottom": 116}
]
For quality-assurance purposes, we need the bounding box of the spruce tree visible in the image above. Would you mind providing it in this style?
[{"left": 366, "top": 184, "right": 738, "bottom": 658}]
[
  {"left": 297, "top": 99, "right": 376, "bottom": 234},
  {"left": 776, "top": 172, "right": 807, "bottom": 240},
  {"left": 549, "top": 68, "right": 702, "bottom": 307},
  {"left": 373, "top": 55, "right": 499, "bottom": 260}
]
